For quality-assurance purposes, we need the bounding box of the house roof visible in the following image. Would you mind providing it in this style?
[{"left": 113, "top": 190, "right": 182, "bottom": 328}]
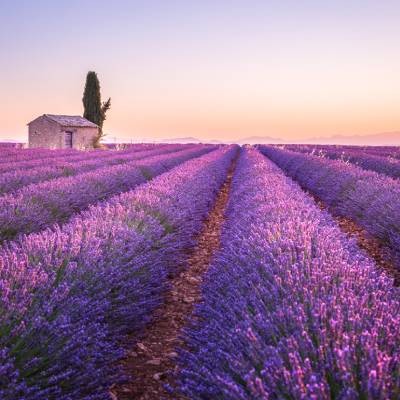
[{"left": 29, "top": 114, "right": 99, "bottom": 128}]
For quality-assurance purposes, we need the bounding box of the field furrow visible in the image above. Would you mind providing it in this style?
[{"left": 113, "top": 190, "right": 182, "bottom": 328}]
[
  {"left": 0, "top": 145, "right": 237, "bottom": 400},
  {"left": 112, "top": 147, "right": 238, "bottom": 400},
  {"left": 1, "top": 143, "right": 399, "bottom": 400},
  {"left": 176, "top": 147, "right": 400, "bottom": 399},
  {"left": 259, "top": 145, "right": 400, "bottom": 271},
  {"left": 285, "top": 144, "right": 400, "bottom": 179}
]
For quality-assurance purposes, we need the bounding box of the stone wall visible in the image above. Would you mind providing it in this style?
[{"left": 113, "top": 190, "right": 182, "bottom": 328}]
[
  {"left": 29, "top": 117, "right": 61, "bottom": 148},
  {"left": 68, "top": 127, "right": 98, "bottom": 150},
  {"left": 28, "top": 117, "right": 99, "bottom": 149}
]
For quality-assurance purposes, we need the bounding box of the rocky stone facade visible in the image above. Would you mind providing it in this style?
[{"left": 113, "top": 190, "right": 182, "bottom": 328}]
[{"left": 28, "top": 115, "right": 99, "bottom": 149}]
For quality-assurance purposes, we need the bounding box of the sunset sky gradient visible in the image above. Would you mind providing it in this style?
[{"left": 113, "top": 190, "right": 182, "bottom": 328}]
[{"left": 1, "top": 0, "right": 399, "bottom": 142}]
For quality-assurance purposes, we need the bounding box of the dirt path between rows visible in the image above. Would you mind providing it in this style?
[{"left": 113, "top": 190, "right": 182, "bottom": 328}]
[
  {"left": 314, "top": 197, "right": 400, "bottom": 286},
  {"left": 110, "top": 158, "right": 237, "bottom": 400}
]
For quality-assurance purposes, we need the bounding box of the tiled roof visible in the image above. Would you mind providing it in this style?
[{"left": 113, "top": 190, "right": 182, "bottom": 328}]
[{"left": 43, "top": 114, "right": 98, "bottom": 128}]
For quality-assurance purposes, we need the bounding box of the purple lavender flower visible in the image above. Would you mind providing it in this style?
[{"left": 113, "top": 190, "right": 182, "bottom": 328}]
[
  {"left": 177, "top": 147, "right": 400, "bottom": 399},
  {"left": 0, "top": 145, "right": 237, "bottom": 399},
  {"left": 259, "top": 145, "right": 400, "bottom": 269},
  {"left": 0, "top": 145, "right": 215, "bottom": 242}
]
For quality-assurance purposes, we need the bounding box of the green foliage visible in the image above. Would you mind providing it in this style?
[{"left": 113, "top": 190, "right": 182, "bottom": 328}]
[{"left": 82, "top": 71, "right": 111, "bottom": 148}]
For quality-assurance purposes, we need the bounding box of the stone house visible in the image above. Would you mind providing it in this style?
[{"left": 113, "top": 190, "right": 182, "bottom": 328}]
[{"left": 28, "top": 114, "right": 99, "bottom": 149}]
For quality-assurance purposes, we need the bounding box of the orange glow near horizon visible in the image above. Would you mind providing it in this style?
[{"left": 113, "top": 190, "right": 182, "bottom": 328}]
[{"left": 1, "top": 1, "right": 400, "bottom": 143}]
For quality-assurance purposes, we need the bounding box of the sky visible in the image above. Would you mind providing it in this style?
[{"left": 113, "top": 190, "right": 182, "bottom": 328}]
[{"left": 0, "top": 0, "right": 400, "bottom": 142}]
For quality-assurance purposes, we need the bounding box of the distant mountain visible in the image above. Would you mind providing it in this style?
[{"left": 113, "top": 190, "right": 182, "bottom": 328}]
[
  {"left": 0, "top": 139, "right": 23, "bottom": 143},
  {"left": 105, "top": 131, "right": 400, "bottom": 146},
  {"left": 234, "top": 132, "right": 400, "bottom": 145},
  {"left": 2, "top": 130, "right": 400, "bottom": 146},
  {"left": 160, "top": 135, "right": 285, "bottom": 144},
  {"left": 207, "top": 139, "right": 226, "bottom": 144},
  {"left": 302, "top": 131, "right": 400, "bottom": 145},
  {"left": 236, "top": 136, "right": 286, "bottom": 144},
  {"left": 226, "top": 132, "right": 400, "bottom": 145},
  {"left": 161, "top": 137, "right": 203, "bottom": 144},
  {"left": 99, "top": 131, "right": 400, "bottom": 146}
]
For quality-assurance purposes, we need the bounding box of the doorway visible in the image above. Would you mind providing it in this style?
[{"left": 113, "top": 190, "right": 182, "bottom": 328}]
[{"left": 65, "top": 131, "right": 73, "bottom": 148}]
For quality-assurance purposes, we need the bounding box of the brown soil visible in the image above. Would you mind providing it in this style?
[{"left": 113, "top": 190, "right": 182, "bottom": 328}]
[
  {"left": 314, "top": 198, "right": 400, "bottom": 286},
  {"left": 110, "top": 159, "right": 236, "bottom": 400}
]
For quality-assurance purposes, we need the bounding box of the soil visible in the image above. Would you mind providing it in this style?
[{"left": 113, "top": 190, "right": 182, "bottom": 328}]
[
  {"left": 110, "top": 158, "right": 237, "bottom": 399},
  {"left": 314, "top": 197, "right": 400, "bottom": 286}
]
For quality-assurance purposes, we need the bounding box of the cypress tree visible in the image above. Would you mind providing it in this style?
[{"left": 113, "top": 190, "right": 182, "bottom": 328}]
[{"left": 82, "top": 71, "right": 111, "bottom": 147}]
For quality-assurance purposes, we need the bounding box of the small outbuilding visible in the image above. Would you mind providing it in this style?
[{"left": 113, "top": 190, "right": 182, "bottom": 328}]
[{"left": 28, "top": 114, "right": 99, "bottom": 149}]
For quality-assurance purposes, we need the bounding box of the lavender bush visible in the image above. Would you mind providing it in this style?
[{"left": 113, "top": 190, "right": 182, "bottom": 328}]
[
  {"left": 259, "top": 145, "right": 400, "bottom": 268},
  {"left": 0, "top": 142, "right": 24, "bottom": 149},
  {"left": 283, "top": 145, "right": 400, "bottom": 160},
  {"left": 0, "top": 145, "right": 214, "bottom": 242},
  {"left": 0, "top": 143, "right": 157, "bottom": 163},
  {"left": 0, "top": 144, "right": 183, "bottom": 174},
  {"left": 177, "top": 147, "right": 400, "bottom": 399},
  {"left": 0, "top": 145, "right": 237, "bottom": 399},
  {"left": 0, "top": 144, "right": 189, "bottom": 194},
  {"left": 285, "top": 144, "right": 400, "bottom": 179},
  {"left": 0, "top": 148, "right": 79, "bottom": 163}
]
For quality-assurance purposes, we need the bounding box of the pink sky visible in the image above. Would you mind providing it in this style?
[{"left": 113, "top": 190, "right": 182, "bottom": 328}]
[{"left": 1, "top": 1, "right": 400, "bottom": 142}]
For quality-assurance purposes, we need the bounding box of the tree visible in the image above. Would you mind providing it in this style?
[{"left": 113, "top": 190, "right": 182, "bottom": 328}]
[{"left": 82, "top": 71, "right": 111, "bottom": 148}]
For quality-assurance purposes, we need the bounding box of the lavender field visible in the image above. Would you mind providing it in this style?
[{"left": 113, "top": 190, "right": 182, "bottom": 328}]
[{"left": 1, "top": 144, "right": 399, "bottom": 400}]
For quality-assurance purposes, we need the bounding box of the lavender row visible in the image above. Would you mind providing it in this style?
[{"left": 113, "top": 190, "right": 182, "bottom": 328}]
[
  {"left": 0, "top": 148, "right": 137, "bottom": 180},
  {"left": 103, "top": 142, "right": 157, "bottom": 150},
  {"left": 285, "top": 144, "right": 400, "bottom": 179},
  {"left": 0, "top": 144, "right": 180, "bottom": 174},
  {"left": 284, "top": 144, "right": 400, "bottom": 160},
  {"left": 259, "top": 145, "right": 400, "bottom": 268},
  {"left": 0, "top": 147, "right": 80, "bottom": 163},
  {"left": 359, "top": 146, "right": 400, "bottom": 159},
  {"left": 0, "top": 145, "right": 214, "bottom": 242},
  {"left": 0, "top": 142, "right": 24, "bottom": 149},
  {"left": 0, "top": 144, "right": 188, "bottom": 195},
  {"left": 0, "top": 149, "right": 115, "bottom": 173},
  {"left": 0, "top": 145, "right": 237, "bottom": 399},
  {"left": 177, "top": 147, "right": 400, "bottom": 399},
  {"left": 325, "top": 145, "right": 400, "bottom": 160},
  {"left": 0, "top": 143, "right": 157, "bottom": 163}
]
